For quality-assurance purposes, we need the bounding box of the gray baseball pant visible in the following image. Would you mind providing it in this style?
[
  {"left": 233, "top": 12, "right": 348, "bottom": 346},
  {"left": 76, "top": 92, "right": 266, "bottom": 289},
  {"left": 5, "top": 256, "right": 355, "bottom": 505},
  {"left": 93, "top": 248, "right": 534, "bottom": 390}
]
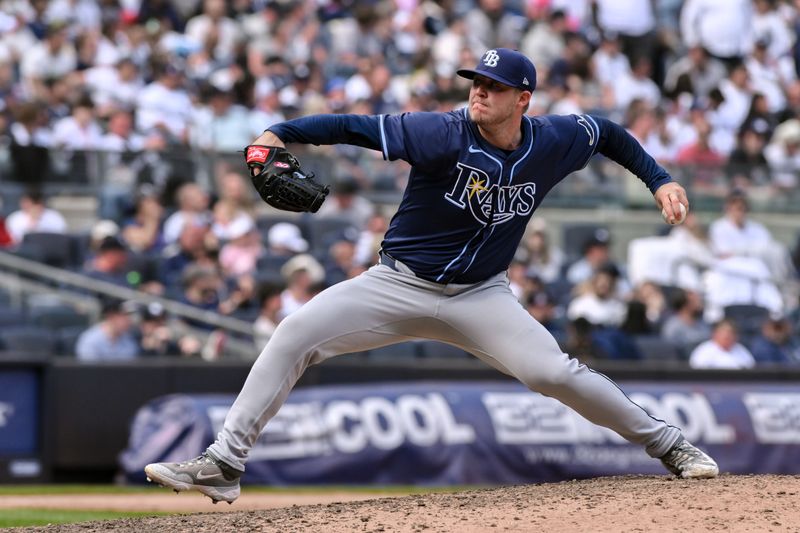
[{"left": 207, "top": 262, "right": 682, "bottom": 471}]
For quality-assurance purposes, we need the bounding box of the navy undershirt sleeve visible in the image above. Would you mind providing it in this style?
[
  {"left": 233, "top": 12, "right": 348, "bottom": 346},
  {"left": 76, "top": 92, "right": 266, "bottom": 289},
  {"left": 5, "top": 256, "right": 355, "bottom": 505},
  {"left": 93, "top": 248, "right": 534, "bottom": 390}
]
[
  {"left": 267, "top": 114, "right": 383, "bottom": 152},
  {"left": 593, "top": 116, "right": 673, "bottom": 194}
]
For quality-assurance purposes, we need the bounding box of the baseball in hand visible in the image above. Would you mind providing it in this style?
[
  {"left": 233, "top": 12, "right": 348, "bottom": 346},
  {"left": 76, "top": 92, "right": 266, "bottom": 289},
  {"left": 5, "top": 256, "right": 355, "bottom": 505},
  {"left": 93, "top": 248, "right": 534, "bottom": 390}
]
[{"left": 662, "top": 203, "right": 687, "bottom": 225}]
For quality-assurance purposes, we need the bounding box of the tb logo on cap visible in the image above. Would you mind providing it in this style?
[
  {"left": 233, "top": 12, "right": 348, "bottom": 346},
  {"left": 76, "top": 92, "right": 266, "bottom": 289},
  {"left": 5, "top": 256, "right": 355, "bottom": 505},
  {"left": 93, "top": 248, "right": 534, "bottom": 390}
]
[{"left": 483, "top": 50, "right": 500, "bottom": 67}]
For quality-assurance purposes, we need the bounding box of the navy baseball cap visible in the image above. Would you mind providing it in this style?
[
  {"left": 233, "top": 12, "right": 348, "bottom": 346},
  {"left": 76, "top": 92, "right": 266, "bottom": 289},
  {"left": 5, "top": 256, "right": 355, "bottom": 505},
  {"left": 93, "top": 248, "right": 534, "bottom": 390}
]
[{"left": 457, "top": 48, "right": 537, "bottom": 92}]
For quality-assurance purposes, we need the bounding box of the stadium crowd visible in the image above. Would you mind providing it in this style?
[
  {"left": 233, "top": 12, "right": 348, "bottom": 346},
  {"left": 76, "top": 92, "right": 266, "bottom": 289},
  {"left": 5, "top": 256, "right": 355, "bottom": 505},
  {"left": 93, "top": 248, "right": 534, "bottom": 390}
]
[{"left": 1, "top": 0, "right": 800, "bottom": 367}]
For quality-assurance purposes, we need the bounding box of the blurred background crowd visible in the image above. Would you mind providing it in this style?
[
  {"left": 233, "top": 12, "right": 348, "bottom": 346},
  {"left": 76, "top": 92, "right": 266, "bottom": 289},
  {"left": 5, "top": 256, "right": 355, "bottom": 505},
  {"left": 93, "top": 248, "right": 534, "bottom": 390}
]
[{"left": 1, "top": 0, "right": 800, "bottom": 368}]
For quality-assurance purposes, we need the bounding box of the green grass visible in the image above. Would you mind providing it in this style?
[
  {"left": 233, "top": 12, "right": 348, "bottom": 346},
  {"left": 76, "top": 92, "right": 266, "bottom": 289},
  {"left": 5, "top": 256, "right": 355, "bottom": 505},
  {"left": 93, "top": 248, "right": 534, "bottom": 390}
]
[{"left": 0, "top": 508, "right": 168, "bottom": 528}]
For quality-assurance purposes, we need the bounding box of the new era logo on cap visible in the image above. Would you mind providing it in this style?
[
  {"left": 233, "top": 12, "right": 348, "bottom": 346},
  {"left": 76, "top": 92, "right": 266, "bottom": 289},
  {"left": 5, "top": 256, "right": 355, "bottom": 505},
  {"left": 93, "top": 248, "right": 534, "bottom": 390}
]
[{"left": 457, "top": 48, "right": 537, "bottom": 93}]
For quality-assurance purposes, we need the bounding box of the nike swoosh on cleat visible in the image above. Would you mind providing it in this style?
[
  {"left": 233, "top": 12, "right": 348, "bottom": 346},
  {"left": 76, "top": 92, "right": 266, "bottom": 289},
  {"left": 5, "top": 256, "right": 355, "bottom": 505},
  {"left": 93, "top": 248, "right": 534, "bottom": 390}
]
[{"left": 196, "top": 471, "right": 223, "bottom": 480}]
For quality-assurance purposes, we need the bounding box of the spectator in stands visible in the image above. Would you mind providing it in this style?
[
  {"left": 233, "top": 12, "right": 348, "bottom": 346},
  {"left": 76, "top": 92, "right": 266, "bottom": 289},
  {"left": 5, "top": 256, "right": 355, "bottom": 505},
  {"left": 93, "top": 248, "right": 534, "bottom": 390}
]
[
  {"left": 590, "top": 32, "right": 631, "bottom": 93},
  {"left": 19, "top": 20, "right": 76, "bottom": 97},
  {"left": 184, "top": 0, "right": 242, "bottom": 65},
  {"left": 213, "top": 171, "right": 255, "bottom": 215},
  {"left": 253, "top": 281, "right": 284, "bottom": 349},
  {"left": 190, "top": 85, "right": 253, "bottom": 153},
  {"left": 323, "top": 227, "right": 364, "bottom": 286},
  {"left": 279, "top": 253, "right": 325, "bottom": 319},
  {"left": 75, "top": 299, "right": 139, "bottom": 361},
  {"left": 705, "top": 190, "right": 788, "bottom": 320},
  {"left": 121, "top": 186, "right": 166, "bottom": 255},
  {"left": 613, "top": 57, "right": 661, "bottom": 112},
  {"left": 526, "top": 289, "right": 566, "bottom": 342},
  {"left": 592, "top": 0, "right": 656, "bottom": 67},
  {"left": 8, "top": 101, "right": 52, "bottom": 184},
  {"left": 50, "top": 94, "right": 103, "bottom": 150},
  {"left": 675, "top": 113, "right": 725, "bottom": 189},
  {"left": 354, "top": 211, "right": 389, "bottom": 267},
  {"left": 162, "top": 182, "right": 212, "bottom": 245},
  {"left": 521, "top": 218, "right": 564, "bottom": 284},
  {"left": 135, "top": 61, "right": 193, "bottom": 143},
  {"left": 83, "top": 235, "right": 131, "bottom": 287},
  {"left": 680, "top": 0, "right": 752, "bottom": 65},
  {"left": 6, "top": 189, "right": 67, "bottom": 245},
  {"left": 764, "top": 118, "right": 800, "bottom": 190},
  {"left": 749, "top": 315, "right": 800, "bottom": 365},
  {"left": 179, "top": 263, "right": 224, "bottom": 316},
  {"left": 689, "top": 318, "right": 755, "bottom": 369},
  {"left": 663, "top": 46, "right": 726, "bottom": 100},
  {"left": 81, "top": 57, "right": 144, "bottom": 115},
  {"left": 219, "top": 217, "right": 262, "bottom": 278},
  {"left": 137, "top": 301, "right": 203, "bottom": 357},
  {"left": 263, "top": 222, "right": 308, "bottom": 260},
  {"left": 566, "top": 228, "right": 614, "bottom": 285},
  {"left": 661, "top": 288, "right": 712, "bottom": 355},
  {"left": 567, "top": 263, "right": 628, "bottom": 328},
  {"left": 520, "top": 9, "right": 568, "bottom": 76},
  {"left": 709, "top": 189, "right": 773, "bottom": 259},
  {"left": 726, "top": 126, "right": 771, "bottom": 189},
  {"left": 316, "top": 178, "right": 375, "bottom": 229},
  {"left": 211, "top": 196, "right": 256, "bottom": 244},
  {"left": 160, "top": 222, "right": 219, "bottom": 289}
]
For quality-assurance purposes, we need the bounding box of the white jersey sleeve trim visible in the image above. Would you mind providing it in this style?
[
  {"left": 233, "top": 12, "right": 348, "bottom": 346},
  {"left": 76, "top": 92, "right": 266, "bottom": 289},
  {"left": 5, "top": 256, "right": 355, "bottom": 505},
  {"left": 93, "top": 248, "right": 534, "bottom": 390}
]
[{"left": 379, "top": 114, "right": 389, "bottom": 160}]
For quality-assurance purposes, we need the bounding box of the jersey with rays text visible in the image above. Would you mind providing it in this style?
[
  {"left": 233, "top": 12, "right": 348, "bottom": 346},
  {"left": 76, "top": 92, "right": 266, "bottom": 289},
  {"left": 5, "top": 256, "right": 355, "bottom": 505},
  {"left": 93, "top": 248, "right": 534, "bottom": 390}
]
[{"left": 268, "top": 109, "right": 672, "bottom": 284}]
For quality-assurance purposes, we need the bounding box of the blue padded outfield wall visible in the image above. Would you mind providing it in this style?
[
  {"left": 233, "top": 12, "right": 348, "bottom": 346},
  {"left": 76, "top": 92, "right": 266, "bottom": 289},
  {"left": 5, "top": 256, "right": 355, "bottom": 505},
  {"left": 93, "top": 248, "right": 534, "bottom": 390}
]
[{"left": 120, "top": 381, "right": 800, "bottom": 485}]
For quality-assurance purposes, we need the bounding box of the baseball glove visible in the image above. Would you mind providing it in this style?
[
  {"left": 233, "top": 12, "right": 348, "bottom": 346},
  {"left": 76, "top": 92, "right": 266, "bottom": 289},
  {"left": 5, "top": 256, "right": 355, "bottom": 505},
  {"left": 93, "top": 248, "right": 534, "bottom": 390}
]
[{"left": 244, "top": 145, "right": 329, "bottom": 213}]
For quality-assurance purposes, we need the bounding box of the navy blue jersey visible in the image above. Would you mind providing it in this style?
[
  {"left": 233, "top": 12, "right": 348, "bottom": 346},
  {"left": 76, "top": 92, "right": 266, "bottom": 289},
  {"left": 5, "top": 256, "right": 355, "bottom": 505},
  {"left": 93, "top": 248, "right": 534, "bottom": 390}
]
[{"left": 269, "top": 109, "right": 671, "bottom": 284}]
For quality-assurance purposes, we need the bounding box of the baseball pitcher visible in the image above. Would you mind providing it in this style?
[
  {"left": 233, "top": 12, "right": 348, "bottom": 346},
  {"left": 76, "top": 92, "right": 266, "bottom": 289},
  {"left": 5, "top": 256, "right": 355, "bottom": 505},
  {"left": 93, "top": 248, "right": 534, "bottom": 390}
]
[{"left": 145, "top": 48, "right": 717, "bottom": 503}]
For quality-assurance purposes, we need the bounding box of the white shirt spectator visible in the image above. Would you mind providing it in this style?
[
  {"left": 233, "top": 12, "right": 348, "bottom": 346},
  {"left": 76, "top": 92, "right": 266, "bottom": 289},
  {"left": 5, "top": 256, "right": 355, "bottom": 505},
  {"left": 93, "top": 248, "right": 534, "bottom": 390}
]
[
  {"left": 51, "top": 115, "right": 104, "bottom": 150},
  {"left": 83, "top": 66, "right": 143, "bottom": 110},
  {"left": 185, "top": 13, "right": 242, "bottom": 64},
  {"left": 746, "top": 56, "right": 790, "bottom": 114},
  {"left": 593, "top": 0, "right": 655, "bottom": 37},
  {"left": 567, "top": 294, "right": 627, "bottom": 327},
  {"left": 46, "top": 0, "right": 101, "bottom": 32},
  {"left": 708, "top": 217, "right": 772, "bottom": 258},
  {"left": 19, "top": 39, "right": 77, "bottom": 82},
  {"left": 689, "top": 339, "right": 755, "bottom": 369},
  {"left": 6, "top": 206, "right": 67, "bottom": 244},
  {"left": 680, "top": 0, "right": 753, "bottom": 58},
  {"left": 190, "top": 103, "right": 253, "bottom": 153},
  {"left": 613, "top": 73, "right": 661, "bottom": 111},
  {"left": 752, "top": 6, "right": 794, "bottom": 60},
  {"left": 9, "top": 122, "right": 52, "bottom": 147},
  {"left": 713, "top": 79, "right": 752, "bottom": 131},
  {"left": 136, "top": 81, "right": 193, "bottom": 140},
  {"left": 591, "top": 47, "right": 631, "bottom": 87}
]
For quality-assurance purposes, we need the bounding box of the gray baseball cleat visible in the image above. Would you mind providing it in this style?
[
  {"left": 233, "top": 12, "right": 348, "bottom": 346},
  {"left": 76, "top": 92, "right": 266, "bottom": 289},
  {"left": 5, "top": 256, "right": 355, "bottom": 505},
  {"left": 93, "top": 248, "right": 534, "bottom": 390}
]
[
  {"left": 660, "top": 439, "right": 719, "bottom": 479},
  {"left": 144, "top": 453, "right": 242, "bottom": 504}
]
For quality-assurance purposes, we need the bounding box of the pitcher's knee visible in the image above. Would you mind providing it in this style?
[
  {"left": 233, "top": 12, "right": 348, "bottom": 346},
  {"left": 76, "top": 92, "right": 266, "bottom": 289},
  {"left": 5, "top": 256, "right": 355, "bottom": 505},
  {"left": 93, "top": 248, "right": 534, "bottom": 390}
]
[{"left": 517, "top": 355, "right": 578, "bottom": 394}]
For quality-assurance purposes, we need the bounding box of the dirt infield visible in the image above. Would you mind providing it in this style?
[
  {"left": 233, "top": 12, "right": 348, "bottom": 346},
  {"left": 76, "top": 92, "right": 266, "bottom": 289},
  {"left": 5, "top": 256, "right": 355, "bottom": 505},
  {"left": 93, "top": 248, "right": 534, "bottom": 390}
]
[{"left": 20, "top": 475, "right": 800, "bottom": 532}]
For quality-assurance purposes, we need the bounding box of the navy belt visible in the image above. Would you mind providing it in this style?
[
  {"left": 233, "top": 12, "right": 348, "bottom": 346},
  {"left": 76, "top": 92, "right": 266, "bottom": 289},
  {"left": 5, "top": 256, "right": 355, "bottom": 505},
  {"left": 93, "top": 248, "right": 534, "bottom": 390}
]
[
  {"left": 379, "top": 251, "right": 402, "bottom": 272},
  {"left": 379, "top": 252, "right": 444, "bottom": 283}
]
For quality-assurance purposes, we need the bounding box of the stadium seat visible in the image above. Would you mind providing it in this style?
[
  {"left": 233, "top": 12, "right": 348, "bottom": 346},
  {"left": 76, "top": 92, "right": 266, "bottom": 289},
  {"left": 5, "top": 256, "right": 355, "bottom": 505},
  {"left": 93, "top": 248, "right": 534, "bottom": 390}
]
[
  {"left": 16, "top": 232, "right": 82, "bottom": 269},
  {"left": 561, "top": 223, "right": 610, "bottom": 265},
  {"left": 724, "top": 304, "right": 770, "bottom": 337},
  {"left": 417, "top": 340, "right": 471, "bottom": 359},
  {"left": 55, "top": 326, "right": 86, "bottom": 357},
  {"left": 29, "top": 304, "right": 91, "bottom": 330},
  {"left": 0, "top": 307, "right": 26, "bottom": 327},
  {"left": 304, "top": 216, "right": 359, "bottom": 256},
  {"left": 632, "top": 335, "right": 682, "bottom": 361},
  {"left": 256, "top": 254, "right": 290, "bottom": 274},
  {"left": 0, "top": 326, "right": 57, "bottom": 356}
]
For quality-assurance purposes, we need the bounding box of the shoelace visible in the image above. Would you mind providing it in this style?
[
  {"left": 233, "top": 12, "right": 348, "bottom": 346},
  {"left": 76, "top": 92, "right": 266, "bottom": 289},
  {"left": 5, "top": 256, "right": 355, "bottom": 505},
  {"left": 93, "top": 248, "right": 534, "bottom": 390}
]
[
  {"left": 178, "top": 454, "right": 214, "bottom": 468},
  {"left": 666, "top": 444, "right": 710, "bottom": 467}
]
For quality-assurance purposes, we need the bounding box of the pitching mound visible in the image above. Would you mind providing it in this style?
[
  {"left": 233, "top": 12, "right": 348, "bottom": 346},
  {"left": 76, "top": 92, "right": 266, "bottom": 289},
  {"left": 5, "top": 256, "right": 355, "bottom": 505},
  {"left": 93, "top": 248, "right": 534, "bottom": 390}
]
[{"left": 27, "top": 475, "right": 799, "bottom": 532}]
